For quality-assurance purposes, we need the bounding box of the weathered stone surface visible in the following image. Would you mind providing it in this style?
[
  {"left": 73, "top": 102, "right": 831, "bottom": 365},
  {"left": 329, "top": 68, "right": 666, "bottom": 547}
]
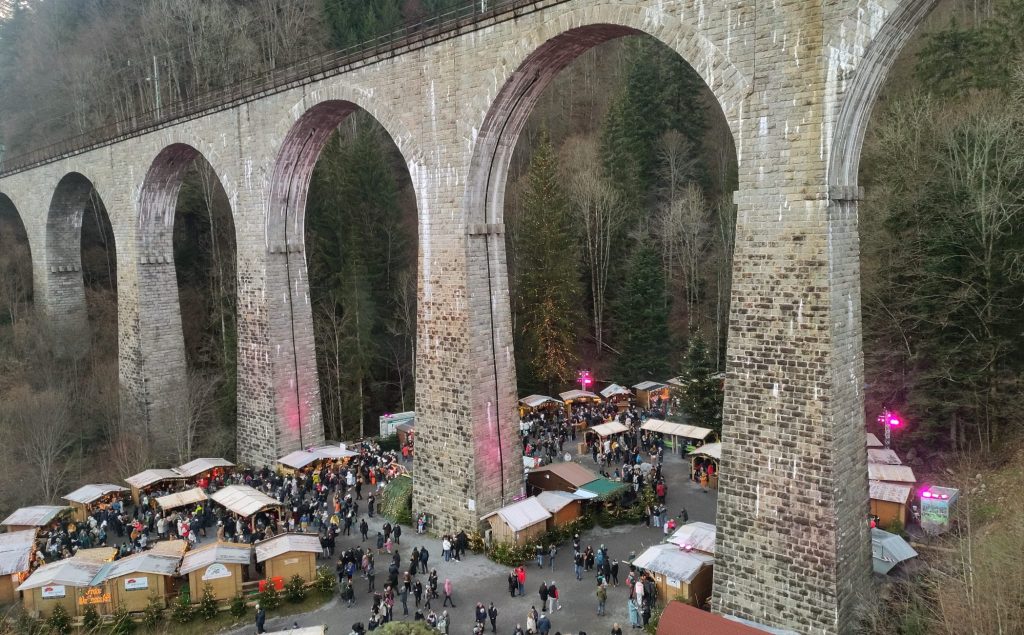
[{"left": 0, "top": 1, "right": 942, "bottom": 632}]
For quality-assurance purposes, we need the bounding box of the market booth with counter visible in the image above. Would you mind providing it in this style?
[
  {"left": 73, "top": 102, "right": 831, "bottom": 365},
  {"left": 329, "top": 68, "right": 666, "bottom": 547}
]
[
  {"left": 631, "top": 543, "right": 714, "bottom": 608},
  {"left": 526, "top": 463, "right": 601, "bottom": 496},
  {"left": 210, "top": 485, "right": 283, "bottom": 531},
  {"left": 255, "top": 533, "right": 322, "bottom": 584},
  {"left": 17, "top": 556, "right": 108, "bottom": 618},
  {"left": 633, "top": 381, "right": 670, "bottom": 410},
  {"left": 641, "top": 419, "right": 714, "bottom": 454},
  {"left": 557, "top": 390, "right": 601, "bottom": 417},
  {"left": 176, "top": 458, "right": 235, "bottom": 488},
  {"left": 0, "top": 529, "right": 36, "bottom": 604},
  {"left": 124, "top": 469, "right": 186, "bottom": 507},
  {"left": 688, "top": 442, "right": 722, "bottom": 487},
  {"left": 94, "top": 551, "right": 182, "bottom": 611},
  {"left": 599, "top": 384, "right": 632, "bottom": 411},
  {"left": 1, "top": 505, "right": 70, "bottom": 534},
  {"left": 179, "top": 542, "right": 252, "bottom": 602},
  {"left": 518, "top": 395, "right": 564, "bottom": 419},
  {"left": 62, "top": 484, "right": 128, "bottom": 522},
  {"left": 155, "top": 487, "right": 209, "bottom": 514},
  {"left": 481, "top": 497, "right": 552, "bottom": 546}
]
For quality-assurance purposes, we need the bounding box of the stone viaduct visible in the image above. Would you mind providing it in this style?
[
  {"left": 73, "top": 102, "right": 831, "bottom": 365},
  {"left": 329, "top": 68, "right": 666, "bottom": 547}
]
[{"left": 0, "top": 0, "right": 939, "bottom": 631}]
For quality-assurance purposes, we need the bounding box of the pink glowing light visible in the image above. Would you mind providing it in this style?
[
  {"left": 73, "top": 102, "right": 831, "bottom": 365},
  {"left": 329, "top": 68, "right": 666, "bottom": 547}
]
[{"left": 887, "top": 416, "right": 902, "bottom": 427}]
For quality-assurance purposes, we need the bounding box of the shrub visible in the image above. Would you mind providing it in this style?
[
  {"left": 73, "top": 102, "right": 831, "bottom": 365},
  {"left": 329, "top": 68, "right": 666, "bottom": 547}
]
[
  {"left": 284, "top": 575, "right": 306, "bottom": 604},
  {"left": 82, "top": 605, "right": 101, "bottom": 631},
  {"left": 198, "top": 584, "right": 219, "bottom": 620},
  {"left": 229, "top": 593, "right": 248, "bottom": 618},
  {"left": 170, "top": 593, "right": 193, "bottom": 624},
  {"left": 15, "top": 611, "right": 45, "bottom": 635},
  {"left": 313, "top": 566, "right": 336, "bottom": 596},
  {"left": 487, "top": 541, "right": 534, "bottom": 567},
  {"left": 141, "top": 596, "right": 163, "bottom": 630},
  {"left": 44, "top": 604, "right": 71, "bottom": 635},
  {"left": 108, "top": 604, "right": 135, "bottom": 635},
  {"left": 258, "top": 584, "right": 281, "bottom": 611}
]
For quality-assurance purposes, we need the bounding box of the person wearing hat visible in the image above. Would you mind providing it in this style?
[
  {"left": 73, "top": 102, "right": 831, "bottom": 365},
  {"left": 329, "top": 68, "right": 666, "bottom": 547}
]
[{"left": 255, "top": 604, "right": 266, "bottom": 633}]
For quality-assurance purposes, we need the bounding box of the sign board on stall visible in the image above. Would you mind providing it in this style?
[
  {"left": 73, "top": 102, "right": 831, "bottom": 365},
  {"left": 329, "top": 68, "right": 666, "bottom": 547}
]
[
  {"left": 202, "top": 563, "right": 232, "bottom": 581},
  {"left": 283, "top": 558, "right": 299, "bottom": 565},
  {"left": 78, "top": 587, "right": 111, "bottom": 605},
  {"left": 124, "top": 577, "right": 149, "bottom": 591},
  {"left": 41, "top": 585, "right": 66, "bottom": 599}
]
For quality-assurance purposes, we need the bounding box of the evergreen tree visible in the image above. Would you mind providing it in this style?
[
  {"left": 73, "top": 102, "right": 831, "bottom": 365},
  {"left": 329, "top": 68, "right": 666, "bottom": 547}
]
[
  {"left": 673, "top": 331, "right": 723, "bottom": 433},
  {"left": 613, "top": 245, "right": 670, "bottom": 384},
  {"left": 513, "top": 131, "right": 582, "bottom": 392}
]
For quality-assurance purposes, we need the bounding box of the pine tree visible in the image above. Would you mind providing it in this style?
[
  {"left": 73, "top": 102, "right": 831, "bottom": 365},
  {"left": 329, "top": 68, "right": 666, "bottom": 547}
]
[
  {"left": 513, "top": 131, "right": 582, "bottom": 392},
  {"left": 613, "top": 245, "right": 670, "bottom": 384},
  {"left": 674, "top": 331, "right": 723, "bottom": 434}
]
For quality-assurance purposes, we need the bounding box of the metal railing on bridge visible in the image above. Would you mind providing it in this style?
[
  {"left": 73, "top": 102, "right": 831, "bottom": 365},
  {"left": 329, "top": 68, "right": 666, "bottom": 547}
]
[{"left": 0, "top": 0, "right": 567, "bottom": 178}]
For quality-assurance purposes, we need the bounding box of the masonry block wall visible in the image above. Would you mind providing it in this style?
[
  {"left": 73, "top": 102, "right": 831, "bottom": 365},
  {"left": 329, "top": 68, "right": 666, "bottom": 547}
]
[{"left": 0, "top": 1, "right": 939, "bottom": 631}]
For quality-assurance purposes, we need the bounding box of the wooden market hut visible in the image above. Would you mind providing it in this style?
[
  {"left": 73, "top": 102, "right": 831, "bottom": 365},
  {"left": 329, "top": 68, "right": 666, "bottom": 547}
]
[
  {"left": 17, "top": 557, "right": 108, "bottom": 618},
  {"left": 277, "top": 451, "right": 322, "bottom": 475},
  {"left": 480, "top": 497, "right": 551, "bottom": 546},
  {"left": 557, "top": 389, "right": 601, "bottom": 417},
  {"left": 641, "top": 419, "right": 714, "bottom": 454},
  {"left": 1, "top": 506, "right": 70, "bottom": 534},
  {"left": 631, "top": 543, "right": 714, "bottom": 608},
  {"left": 124, "top": 469, "right": 186, "bottom": 507},
  {"left": 599, "top": 384, "right": 632, "bottom": 411},
  {"left": 633, "top": 381, "right": 670, "bottom": 410},
  {"left": 866, "top": 432, "right": 884, "bottom": 448},
  {"left": 155, "top": 487, "right": 209, "bottom": 514},
  {"left": 517, "top": 395, "right": 564, "bottom": 418},
  {"left": 62, "top": 484, "right": 128, "bottom": 522},
  {"left": 95, "top": 551, "right": 182, "bottom": 611},
  {"left": 867, "top": 463, "right": 916, "bottom": 486},
  {"left": 210, "top": 485, "right": 282, "bottom": 521},
  {"left": 176, "top": 458, "right": 235, "bottom": 487},
  {"left": 666, "top": 522, "right": 717, "bottom": 555},
  {"left": 179, "top": 542, "right": 252, "bottom": 602},
  {"left": 869, "top": 480, "right": 913, "bottom": 528},
  {"left": 535, "top": 491, "right": 584, "bottom": 529},
  {"left": 526, "top": 463, "right": 600, "bottom": 496},
  {"left": 254, "top": 533, "right": 322, "bottom": 584},
  {"left": 689, "top": 442, "right": 722, "bottom": 488},
  {"left": 0, "top": 530, "right": 36, "bottom": 604}
]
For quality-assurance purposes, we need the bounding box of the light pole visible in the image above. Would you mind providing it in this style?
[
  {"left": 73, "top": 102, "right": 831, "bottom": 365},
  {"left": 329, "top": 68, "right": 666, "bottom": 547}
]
[{"left": 877, "top": 408, "right": 902, "bottom": 448}]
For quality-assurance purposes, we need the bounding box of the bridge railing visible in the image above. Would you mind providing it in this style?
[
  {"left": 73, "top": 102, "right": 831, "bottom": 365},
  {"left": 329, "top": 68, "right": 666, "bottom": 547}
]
[{"left": 0, "top": 0, "right": 561, "bottom": 178}]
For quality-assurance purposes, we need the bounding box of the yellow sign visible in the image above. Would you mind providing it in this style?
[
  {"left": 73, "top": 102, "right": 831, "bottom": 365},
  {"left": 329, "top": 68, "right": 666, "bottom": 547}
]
[{"left": 78, "top": 587, "right": 111, "bottom": 605}]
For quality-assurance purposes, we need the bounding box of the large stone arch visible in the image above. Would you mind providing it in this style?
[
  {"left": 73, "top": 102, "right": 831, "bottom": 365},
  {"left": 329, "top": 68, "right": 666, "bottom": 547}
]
[
  {"left": 0, "top": 191, "right": 34, "bottom": 321},
  {"left": 456, "top": 18, "right": 747, "bottom": 527}
]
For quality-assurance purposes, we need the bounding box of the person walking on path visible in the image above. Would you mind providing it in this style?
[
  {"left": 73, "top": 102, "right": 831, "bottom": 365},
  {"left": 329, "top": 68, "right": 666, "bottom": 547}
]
[
  {"left": 547, "top": 581, "right": 559, "bottom": 613},
  {"left": 516, "top": 565, "right": 527, "bottom": 596},
  {"left": 508, "top": 570, "right": 518, "bottom": 597},
  {"left": 538, "top": 581, "right": 548, "bottom": 609},
  {"left": 535, "top": 543, "right": 544, "bottom": 568},
  {"left": 488, "top": 602, "right": 498, "bottom": 633},
  {"left": 255, "top": 604, "right": 266, "bottom": 634},
  {"left": 574, "top": 552, "right": 584, "bottom": 581},
  {"left": 548, "top": 543, "right": 557, "bottom": 570},
  {"left": 537, "top": 613, "right": 552, "bottom": 635},
  {"left": 596, "top": 581, "right": 608, "bottom": 616},
  {"left": 367, "top": 562, "right": 376, "bottom": 592},
  {"left": 442, "top": 578, "right": 456, "bottom": 607},
  {"left": 360, "top": 519, "right": 369, "bottom": 541},
  {"left": 393, "top": 524, "right": 402, "bottom": 545},
  {"left": 419, "top": 546, "right": 430, "bottom": 574},
  {"left": 526, "top": 607, "right": 538, "bottom": 634}
]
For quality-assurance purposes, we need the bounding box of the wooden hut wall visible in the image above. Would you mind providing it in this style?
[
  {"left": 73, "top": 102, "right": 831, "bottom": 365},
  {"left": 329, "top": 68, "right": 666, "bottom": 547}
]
[
  {"left": 485, "top": 517, "right": 515, "bottom": 545},
  {"left": 870, "top": 499, "right": 908, "bottom": 527},
  {"left": 527, "top": 473, "right": 575, "bottom": 495},
  {"left": 24, "top": 586, "right": 87, "bottom": 618},
  {"left": 265, "top": 552, "right": 316, "bottom": 583},
  {"left": 687, "top": 565, "right": 713, "bottom": 608},
  {"left": 109, "top": 574, "right": 168, "bottom": 611},
  {"left": 552, "top": 502, "right": 581, "bottom": 527},
  {"left": 188, "top": 562, "right": 243, "bottom": 601},
  {"left": 70, "top": 502, "right": 88, "bottom": 522},
  {"left": 0, "top": 575, "right": 16, "bottom": 604}
]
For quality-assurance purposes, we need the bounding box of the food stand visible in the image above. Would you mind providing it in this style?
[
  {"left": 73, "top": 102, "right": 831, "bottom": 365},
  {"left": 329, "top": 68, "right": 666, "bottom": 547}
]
[
  {"left": 641, "top": 419, "right": 714, "bottom": 454},
  {"left": 535, "top": 491, "right": 585, "bottom": 529},
  {"left": 277, "top": 451, "right": 322, "bottom": 475},
  {"left": 480, "top": 497, "right": 552, "bottom": 546},
  {"left": 210, "top": 485, "right": 282, "bottom": 532},
  {"left": 599, "top": 384, "right": 632, "bottom": 411},
  {"left": 633, "top": 381, "right": 671, "bottom": 410},
  {"left": 17, "top": 557, "right": 108, "bottom": 618},
  {"left": 631, "top": 543, "right": 714, "bottom": 608},
  {"left": 179, "top": 542, "right": 251, "bottom": 602},
  {"left": 254, "top": 533, "right": 321, "bottom": 584},
  {"left": 62, "top": 484, "right": 128, "bottom": 522},
  {"left": 517, "top": 394, "right": 564, "bottom": 418},
  {"left": 124, "top": 469, "right": 187, "bottom": 506},
  {"left": 1, "top": 506, "right": 70, "bottom": 534},
  {"left": 176, "top": 458, "right": 235, "bottom": 488},
  {"left": 689, "top": 442, "right": 722, "bottom": 488},
  {"left": 155, "top": 487, "right": 209, "bottom": 513},
  {"left": 94, "top": 551, "right": 182, "bottom": 611},
  {"left": 557, "top": 390, "right": 601, "bottom": 417},
  {"left": 0, "top": 529, "right": 36, "bottom": 604}
]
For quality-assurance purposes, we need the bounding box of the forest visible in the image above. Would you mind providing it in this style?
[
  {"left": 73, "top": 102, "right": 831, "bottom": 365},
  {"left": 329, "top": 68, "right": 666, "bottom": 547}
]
[{"left": 2, "top": 1, "right": 1024, "bottom": 628}]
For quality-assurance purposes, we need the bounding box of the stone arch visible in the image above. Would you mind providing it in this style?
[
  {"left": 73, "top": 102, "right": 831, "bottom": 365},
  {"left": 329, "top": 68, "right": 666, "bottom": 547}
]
[
  {"left": 459, "top": 20, "right": 745, "bottom": 518},
  {"left": 0, "top": 191, "right": 34, "bottom": 318}
]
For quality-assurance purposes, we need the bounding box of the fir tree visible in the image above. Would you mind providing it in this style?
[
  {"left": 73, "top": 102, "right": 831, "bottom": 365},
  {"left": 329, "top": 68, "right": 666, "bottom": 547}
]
[
  {"left": 674, "top": 331, "right": 723, "bottom": 434},
  {"left": 613, "top": 245, "right": 670, "bottom": 384}
]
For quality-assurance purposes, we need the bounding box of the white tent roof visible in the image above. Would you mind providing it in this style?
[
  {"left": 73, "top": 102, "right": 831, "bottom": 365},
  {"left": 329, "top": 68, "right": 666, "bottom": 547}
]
[
  {"left": 633, "top": 381, "right": 668, "bottom": 391},
  {"left": 558, "top": 390, "right": 599, "bottom": 402},
  {"left": 631, "top": 543, "right": 713, "bottom": 583},
  {"left": 868, "top": 463, "right": 916, "bottom": 484},
  {"left": 519, "top": 394, "right": 564, "bottom": 409},
  {"left": 481, "top": 497, "right": 552, "bottom": 532},
  {"left": 177, "top": 457, "right": 234, "bottom": 478},
  {"left": 124, "top": 468, "right": 186, "bottom": 489},
  {"left": 1, "top": 505, "right": 70, "bottom": 528},
  {"left": 155, "top": 487, "right": 209, "bottom": 511},
  {"left": 62, "top": 483, "right": 127, "bottom": 505},
  {"left": 666, "top": 521, "right": 717, "bottom": 554},
  {"left": 254, "top": 533, "right": 323, "bottom": 563},
  {"left": 210, "top": 485, "right": 281, "bottom": 518},
  {"left": 865, "top": 432, "right": 883, "bottom": 448},
  {"left": 869, "top": 480, "right": 913, "bottom": 505},
  {"left": 589, "top": 421, "right": 629, "bottom": 437},
  {"left": 871, "top": 528, "right": 918, "bottom": 574},
  {"left": 535, "top": 490, "right": 585, "bottom": 513},
  {"left": 0, "top": 529, "right": 36, "bottom": 576},
  {"left": 96, "top": 552, "right": 181, "bottom": 582},
  {"left": 179, "top": 542, "right": 252, "bottom": 575},
  {"left": 278, "top": 450, "right": 321, "bottom": 469},
  {"left": 689, "top": 442, "right": 722, "bottom": 461},
  {"left": 17, "top": 557, "right": 105, "bottom": 591},
  {"left": 867, "top": 448, "right": 903, "bottom": 465},
  {"left": 310, "top": 445, "right": 357, "bottom": 460},
  {"left": 641, "top": 419, "right": 713, "bottom": 440},
  {"left": 600, "top": 384, "right": 632, "bottom": 399}
]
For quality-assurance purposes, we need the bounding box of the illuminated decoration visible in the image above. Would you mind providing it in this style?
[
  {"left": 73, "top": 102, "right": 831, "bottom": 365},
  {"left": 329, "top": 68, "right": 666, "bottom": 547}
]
[
  {"left": 876, "top": 408, "right": 903, "bottom": 448},
  {"left": 919, "top": 485, "right": 959, "bottom": 535},
  {"left": 578, "top": 369, "right": 593, "bottom": 390},
  {"left": 78, "top": 587, "right": 111, "bottom": 605}
]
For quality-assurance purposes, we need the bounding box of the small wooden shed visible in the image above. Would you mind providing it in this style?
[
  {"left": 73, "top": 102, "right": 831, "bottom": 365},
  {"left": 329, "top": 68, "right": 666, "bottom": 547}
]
[
  {"left": 633, "top": 381, "right": 670, "bottom": 410},
  {"left": 124, "top": 469, "right": 186, "bottom": 507},
  {"left": 535, "top": 491, "right": 584, "bottom": 529},
  {"left": 62, "top": 484, "right": 128, "bottom": 522},
  {"left": 17, "top": 557, "right": 107, "bottom": 618},
  {"left": 869, "top": 480, "right": 913, "bottom": 528},
  {"left": 481, "top": 497, "right": 552, "bottom": 546},
  {"left": 689, "top": 442, "right": 722, "bottom": 489},
  {"left": 179, "top": 542, "right": 251, "bottom": 602},
  {"left": 1, "top": 506, "right": 71, "bottom": 534},
  {"left": 526, "top": 463, "right": 600, "bottom": 496},
  {"left": 631, "top": 543, "right": 714, "bottom": 608},
  {"left": 255, "top": 533, "right": 321, "bottom": 584},
  {"left": 96, "top": 551, "right": 181, "bottom": 611},
  {"left": 599, "top": 384, "right": 632, "bottom": 410},
  {"left": 0, "top": 530, "right": 36, "bottom": 604}
]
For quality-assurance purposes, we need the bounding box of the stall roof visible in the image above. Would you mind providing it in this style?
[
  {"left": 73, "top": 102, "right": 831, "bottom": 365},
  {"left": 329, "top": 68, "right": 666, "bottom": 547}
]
[
  {"left": 867, "top": 448, "right": 903, "bottom": 465},
  {"left": 868, "top": 463, "right": 916, "bottom": 484},
  {"left": 124, "top": 468, "right": 186, "bottom": 489},
  {"left": 558, "top": 389, "right": 599, "bottom": 402},
  {"left": 871, "top": 528, "right": 918, "bottom": 574},
  {"left": 633, "top": 381, "right": 668, "bottom": 391},
  {"left": 631, "top": 543, "right": 713, "bottom": 584},
  {"left": 869, "top": 480, "right": 913, "bottom": 505},
  {"left": 278, "top": 450, "right": 321, "bottom": 470},
  {"left": 62, "top": 483, "right": 128, "bottom": 505},
  {"left": 394, "top": 422, "right": 415, "bottom": 433},
  {"left": 177, "top": 457, "right": 235, "bottom": 478},
  {"left": 535, "top": 490, "right": 585, "bottom": 513},
  {"left": 0, "top": 529, "right": 36, "bottom": 576},
  {"left": 149, "top": 540, "right": 188, "bottom": 557},
  {"left": 529, "top": 463, "right": 600, "bottom": 489},
  {"left": 578, "top": 477, "right": 628, "bottom": 500},
  {"left": 481, "top": 497, "right": 552, "bottom": 532},
  {"left": 667, "top": 521, "right": 718, "bottom": 554},
  {"left": 210, "top": 485, "right": 281, "bottom": 518},
  {"left": 310, "top": 445, "right": 358, "bottom": 461},
  {"left": 155, "top": 487, "right": 209, "bottom": 511},
  {"left": 74, "top": 547, "right": 117, "bottom": 562},
  {"left": 179, "top": 541, "right": 252, "bottom": 575},
  {"left": 642, "top": 419, "right": 713, "bottom": 440},
  {"left": 666, "top": 376, "right": 686, "bottom": 388},
  {"left": 589, "top": 421, "right": 629, "bottom": 437},
  {"left": 658, "top": 601, "right": 789, "bottom": 635},
  {"left": 866, "top": 432, "right": 883, "bottom": 448},
  {"left": 599, "top": 384, "right": 632, "bottom": 399},
  {"left": 17, "top": 557, "right": 106, "bottom": 591},
  {"left": 1, "top": 505, "right": 70, "bottom": 528},
  {"left": 519, "top": 394, "right": 563, "bottom": 409},
  {"left": 690, "top": 442, "right": 722, "bottom": 461},
  {"left": 255, "top": 533, "right": 323, "bottom": 563},
  {"left": 95, "top": 552, "right": 181, "bottom": 583}
]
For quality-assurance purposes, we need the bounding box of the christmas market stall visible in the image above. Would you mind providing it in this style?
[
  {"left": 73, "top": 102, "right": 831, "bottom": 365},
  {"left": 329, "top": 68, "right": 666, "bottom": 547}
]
[
  {"left": 179, "top": 542, "right": 252, "bottom": 602},
  {"left": 62, "top": 484, "right": 128, "bottom": 523},
  {"left": 277, "top": 450, "right": 322, "bottom": 475},
  {"left": 599, "top": 384, "right": 632, "bottom": 410},
  {"left": 633, "top": 381, "right": 670, "bottom": 410},
  {"left": 631, "top": 543, "right": 714, "bottom": 608},
  {"left": 526, "top": 463, "right": 600, "bottom": 496},
  {"left": 124, "top": 469, "right": 186, "bottom": 507},
  {"left": 865, "top": 432, "right": 884, "bottom": 448},
  {"left": 535, "top": 491, "right": 586, "bottom": 529},
  {"left": 689, "top": 442, "right": 722, "bottom": 488},
  {"left": 666, "top": 522, "right": 717, "bottom": 555},
  {"left": 210, "top": 485, "right": 282, "bottom": 531},
  {"left": 93, "top": 551, "right": 182, "bottom": 611},
  {"left": 641, "top": 419, "right": 714, "bottom": 454},
  {"left": 517, "top": 395, "right": 564, "bottom": 419},
  {"left": 480, "top": 497, "right": 551, "bottom": 546},
  {"left": 176, "top": 458, "right": 235, "bottom": 489},
  {"left": 869, "top": 481, "right": 913, "bottom": 528},
  {"left": 1, "top": 506, "right": 71, "bottom": 534},
  {"left": 17, "top": 556, "right": 108, "bottom": 618},
  {"left": 255, "top": 533, "right": 322, "bottom": 585},
  {"left": 0, "top": 530, "right": 36, "bottom": 604},
  {"left": 155, "top": 488, "right": 209, "bottom": 513},
  {"left": 557, "top": 389, "right": 601, "bottom": 417},
  {"left": 867, "top": 463, "right": 916, "bottom": 486}
]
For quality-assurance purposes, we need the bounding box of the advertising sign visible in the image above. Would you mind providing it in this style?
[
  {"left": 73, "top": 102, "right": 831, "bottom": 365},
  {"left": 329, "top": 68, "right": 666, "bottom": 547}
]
[
  {"left": 78, "top": 587, "right": 111, "bottom": 605},
  {"left": 41, "top": 585, "right": 66, "bottom": 599},
  {"left": 124, "top": 576, "right": 149, "bottom": 591},
  {"left": 202, "top": 563, "right": 232, "bottom": 581}
]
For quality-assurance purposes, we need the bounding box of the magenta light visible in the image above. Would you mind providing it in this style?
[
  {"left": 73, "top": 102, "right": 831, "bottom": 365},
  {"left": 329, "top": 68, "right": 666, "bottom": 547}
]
[
  {"left": 921, "top": 491, "right": 932, "bottom": 498},
  {"left": 887, "top": 417, "right": 901, "bottom": 427},
  {"left": 940, "top": 494, "right": 949, "bottom": 500}
]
